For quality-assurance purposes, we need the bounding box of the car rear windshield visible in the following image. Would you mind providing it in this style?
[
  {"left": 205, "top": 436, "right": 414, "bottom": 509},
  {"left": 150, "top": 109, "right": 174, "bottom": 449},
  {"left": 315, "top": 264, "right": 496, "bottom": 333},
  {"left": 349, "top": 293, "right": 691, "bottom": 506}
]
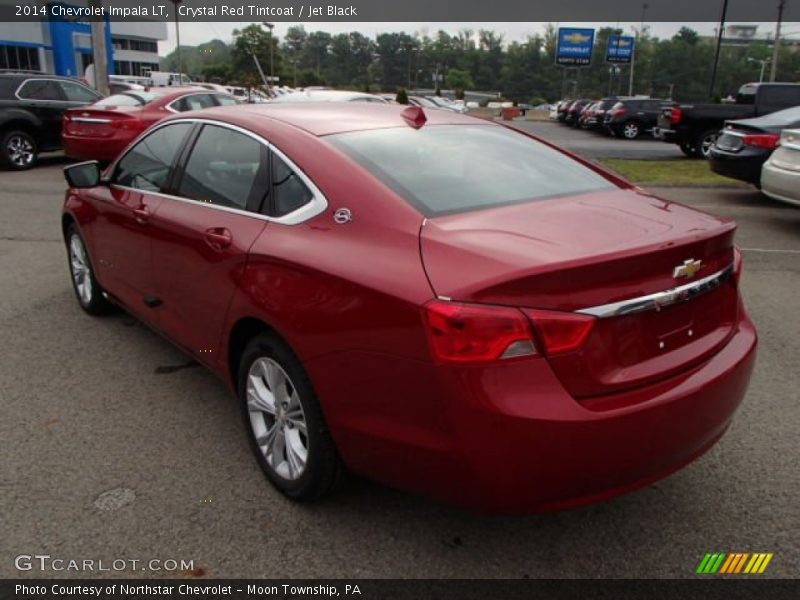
[
  {"left": 327, "top": 125, "right": 616, "bottom": 216},
  {"left": 94, "top": 92, "right": 156, "bottom": 107}
]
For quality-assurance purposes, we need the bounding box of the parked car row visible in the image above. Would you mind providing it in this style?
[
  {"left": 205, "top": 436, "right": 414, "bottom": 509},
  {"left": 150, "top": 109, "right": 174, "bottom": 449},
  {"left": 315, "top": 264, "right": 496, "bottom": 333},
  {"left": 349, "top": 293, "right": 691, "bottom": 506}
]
[{"left": 553, "top": 96, "right": 669, "bottom": 140}]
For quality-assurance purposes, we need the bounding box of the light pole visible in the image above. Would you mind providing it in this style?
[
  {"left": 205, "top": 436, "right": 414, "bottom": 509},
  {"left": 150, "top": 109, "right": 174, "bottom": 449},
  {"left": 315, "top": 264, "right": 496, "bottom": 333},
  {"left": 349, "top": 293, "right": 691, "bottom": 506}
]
[
  {"left": 709, "top": 0, "right": 729, "bottom": 100},
  {"left": 747, "top": 57, "right": 772, "bottom": 83},
  {"left": 770, "top": 0, "right": 787, "bottom": 82},
  {"left": 262, "top": 22, "right": 275, "bottom": 94},
  {"left": 629, "top": 2, "right": 648, "bottom": 96}
]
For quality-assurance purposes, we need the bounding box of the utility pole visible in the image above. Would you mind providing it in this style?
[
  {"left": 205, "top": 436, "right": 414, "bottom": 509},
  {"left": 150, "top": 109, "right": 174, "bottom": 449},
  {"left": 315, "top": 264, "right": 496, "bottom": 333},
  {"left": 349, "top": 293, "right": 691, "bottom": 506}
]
[
  {"left": 262, "top": 22, "right": 275, "bottom": 94},
  {"left": 88, "top": 0, "right": 108, "bottom": 95},
  {"left": 708, "top": 0, "right": 729, "bottom": 100},
  {"left": 770, "top": 0, "right": 786, "bottom": 82},
  {"left": 172, "top": 0, "right": 183, "bottom": 82}
]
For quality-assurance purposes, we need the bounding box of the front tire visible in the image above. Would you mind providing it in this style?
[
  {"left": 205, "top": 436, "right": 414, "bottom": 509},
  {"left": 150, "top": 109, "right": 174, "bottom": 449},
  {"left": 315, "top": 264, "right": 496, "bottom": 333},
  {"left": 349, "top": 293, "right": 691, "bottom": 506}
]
[
  {"left": 680, "top": 141, "right": 698, "bottom": 158},
  {"left": 239, "top": 333, "right": 342, "bottom": 501},
  {"left": 65, "top": 224, "right": 114, "bottom": 315},
  {"left": 1, "top": 130, "right": 38, "bottom": 170}
]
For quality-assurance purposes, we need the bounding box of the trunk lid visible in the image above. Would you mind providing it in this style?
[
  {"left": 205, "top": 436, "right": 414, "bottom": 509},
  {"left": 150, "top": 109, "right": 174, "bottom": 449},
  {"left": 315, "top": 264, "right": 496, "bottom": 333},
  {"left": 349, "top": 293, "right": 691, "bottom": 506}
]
[
  {"left": 420, "top": 189, "right": 739, "bottom": 398},
  {"left": 64, "top": 106, "right": 145, "bottom": 138}
]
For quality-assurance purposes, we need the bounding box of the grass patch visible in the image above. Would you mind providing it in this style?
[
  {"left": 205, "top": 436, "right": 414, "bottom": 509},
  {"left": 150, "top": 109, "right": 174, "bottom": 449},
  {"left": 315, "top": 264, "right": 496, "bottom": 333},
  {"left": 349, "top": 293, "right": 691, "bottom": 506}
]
[{"left": 599, "top": 159, "right": 744, "bottom": 186}]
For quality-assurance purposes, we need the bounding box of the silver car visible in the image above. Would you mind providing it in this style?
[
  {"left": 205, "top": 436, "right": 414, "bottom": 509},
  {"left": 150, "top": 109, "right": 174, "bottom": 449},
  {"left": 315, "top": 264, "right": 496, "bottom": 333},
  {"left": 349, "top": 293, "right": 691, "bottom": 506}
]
[{"left": 761, "top": 129, "right": 800, "bottom": 207}]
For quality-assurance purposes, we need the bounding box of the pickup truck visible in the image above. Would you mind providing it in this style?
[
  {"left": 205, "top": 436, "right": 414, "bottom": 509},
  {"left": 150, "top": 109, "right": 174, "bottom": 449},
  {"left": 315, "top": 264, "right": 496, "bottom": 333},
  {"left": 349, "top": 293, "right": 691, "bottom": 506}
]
[{"left": 654, "top": 82, "right": 800, "bottom": 158}]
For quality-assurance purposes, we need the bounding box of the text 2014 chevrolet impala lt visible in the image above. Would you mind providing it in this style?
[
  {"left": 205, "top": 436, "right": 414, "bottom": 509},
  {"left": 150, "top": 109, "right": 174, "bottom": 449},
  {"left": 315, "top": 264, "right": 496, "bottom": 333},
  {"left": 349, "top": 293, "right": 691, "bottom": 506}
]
[{"left": 62, "top": 104, "right": 757, "bottom": 512}]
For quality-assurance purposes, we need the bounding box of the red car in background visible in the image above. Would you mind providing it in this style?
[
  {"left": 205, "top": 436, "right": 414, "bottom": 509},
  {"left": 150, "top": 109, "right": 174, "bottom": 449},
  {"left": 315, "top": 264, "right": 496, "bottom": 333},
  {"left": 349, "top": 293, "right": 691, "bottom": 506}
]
[
  {"left": 62, "top": 87, "right": 238, "bottom": 162},
  {"left": 61, "top": 104, "right": 757, "bottom": 512}
]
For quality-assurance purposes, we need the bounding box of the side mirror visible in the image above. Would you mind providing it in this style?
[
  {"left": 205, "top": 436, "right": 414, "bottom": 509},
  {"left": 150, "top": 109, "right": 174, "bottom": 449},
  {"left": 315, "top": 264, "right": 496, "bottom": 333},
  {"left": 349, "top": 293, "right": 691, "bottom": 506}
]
[{"left": 64, "top": 160, "right": 102, "bottom": 188}]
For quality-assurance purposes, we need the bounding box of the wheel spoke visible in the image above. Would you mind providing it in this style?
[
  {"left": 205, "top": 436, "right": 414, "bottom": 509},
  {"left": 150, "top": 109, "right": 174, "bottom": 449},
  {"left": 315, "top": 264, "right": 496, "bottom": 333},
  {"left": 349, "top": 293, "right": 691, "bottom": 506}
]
[
  {"left": 247, "top": 375, "right": 276, "bottom": 415},
  {"left": 255, "top": 421, "right": 279, "bottom": 448}
]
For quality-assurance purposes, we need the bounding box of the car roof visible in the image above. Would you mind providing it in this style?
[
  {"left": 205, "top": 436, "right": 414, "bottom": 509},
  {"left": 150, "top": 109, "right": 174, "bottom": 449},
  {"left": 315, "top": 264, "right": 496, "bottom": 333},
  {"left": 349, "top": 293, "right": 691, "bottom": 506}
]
[{"left": 173, "top": 102, "right": 489, "bottom": 137}]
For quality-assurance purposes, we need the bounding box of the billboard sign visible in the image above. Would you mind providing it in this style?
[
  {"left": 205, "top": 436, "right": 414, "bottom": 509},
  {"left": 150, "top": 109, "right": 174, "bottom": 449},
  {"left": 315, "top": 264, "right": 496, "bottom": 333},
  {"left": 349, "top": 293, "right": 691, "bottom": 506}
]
[
  {"left": 607, "top": 36, "right": 635, "bottom": 63},
  {"left": 556, "top": 27, "right": 595, "bottom": 66}
]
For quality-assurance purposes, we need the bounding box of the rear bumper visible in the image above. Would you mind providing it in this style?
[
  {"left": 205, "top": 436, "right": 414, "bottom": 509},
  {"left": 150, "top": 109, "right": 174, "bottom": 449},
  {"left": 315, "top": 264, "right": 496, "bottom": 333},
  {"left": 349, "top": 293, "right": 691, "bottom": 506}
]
[
  {"left": 653, "top": 127, "right": 678, "bottom": 143},
  {"left": 761, "top": 161, "right": 800, "bottom": 207},
  {"left": 708, "top": 148, "right": 768, "bottom": 185},
  {"left": 310, "top": 311, "right": 757, "bottom": 513},
  {"left": 62, "top": 134, "right": 133, "bottom": 162}
]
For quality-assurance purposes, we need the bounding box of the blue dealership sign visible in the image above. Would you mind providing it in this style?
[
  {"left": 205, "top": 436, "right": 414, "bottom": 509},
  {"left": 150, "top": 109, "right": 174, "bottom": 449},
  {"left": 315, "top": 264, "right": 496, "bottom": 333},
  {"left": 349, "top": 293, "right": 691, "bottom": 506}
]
[
  {"left": 556, "top": 28, "right": 595, "bottom": 66},
  {"left": 607, "top": 36, "right": 635, "bottom": 64}
]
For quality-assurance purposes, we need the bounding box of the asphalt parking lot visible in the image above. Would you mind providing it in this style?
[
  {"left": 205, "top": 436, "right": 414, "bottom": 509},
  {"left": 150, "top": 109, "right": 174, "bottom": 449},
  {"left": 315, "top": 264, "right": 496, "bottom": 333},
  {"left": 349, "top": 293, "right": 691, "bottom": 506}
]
[{"left": 1, "top": 152, "right": 798, "bottom": 579}]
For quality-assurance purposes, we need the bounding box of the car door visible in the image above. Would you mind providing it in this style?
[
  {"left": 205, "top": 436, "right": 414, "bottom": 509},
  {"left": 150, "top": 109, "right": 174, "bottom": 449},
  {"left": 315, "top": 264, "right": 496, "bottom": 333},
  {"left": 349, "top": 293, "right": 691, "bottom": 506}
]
[
  {"left": 90, "top": 122, "right": 194, "bottom": 318},
  {"left": 15, "top": 79, "right": 68, "bottom": 148},
  {"left": 148, "top": 122, "right": 269, "bottom": 364}
]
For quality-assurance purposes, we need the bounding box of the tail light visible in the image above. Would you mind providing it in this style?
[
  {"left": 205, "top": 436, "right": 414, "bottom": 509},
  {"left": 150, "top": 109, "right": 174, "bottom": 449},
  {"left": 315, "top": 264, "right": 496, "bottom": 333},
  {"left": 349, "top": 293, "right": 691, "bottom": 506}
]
[
  {"left": 670, "top": 106, "right": 682, "bottom": 125},
  {"left": 522, "top": 309, "right": 596, "bottom": 356},
  {"left": 110, "top": 117, "right": 145, "bottom": 132},
  {"left": 742, "top": 133, "right": 780, "bottom": 149},
  {"left": 423, "top": 300, "right": 534, "bottom": 364}
]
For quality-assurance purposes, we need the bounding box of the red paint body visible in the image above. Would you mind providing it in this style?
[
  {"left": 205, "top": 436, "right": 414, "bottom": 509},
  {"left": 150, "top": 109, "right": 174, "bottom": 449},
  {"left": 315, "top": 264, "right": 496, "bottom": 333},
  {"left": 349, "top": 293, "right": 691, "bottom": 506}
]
[
  {"left": 62, "top": 88, "right": 234, "bottom": 161},
  {"left": 63, "top": 104, "right": 757, "bottom": 512}
]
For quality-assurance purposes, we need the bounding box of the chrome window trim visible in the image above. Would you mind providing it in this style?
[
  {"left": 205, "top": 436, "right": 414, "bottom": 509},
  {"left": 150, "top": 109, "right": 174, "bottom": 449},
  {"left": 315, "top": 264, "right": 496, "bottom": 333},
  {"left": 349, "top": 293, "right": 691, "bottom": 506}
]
[
  {"left": 165, "top": 92, "right": 231, "bottom": 114},
  {"left": 576, "top": 264, "right": 734, "bottom": 319},
  {"left": 14, "top": 78, "right": 99, "bottom": 104},
  {"left": 70, "top": 117, "right": 112, "bottom": 124},
  {"left": 107, "top": 117, "right": 328, "bottom": 226}
]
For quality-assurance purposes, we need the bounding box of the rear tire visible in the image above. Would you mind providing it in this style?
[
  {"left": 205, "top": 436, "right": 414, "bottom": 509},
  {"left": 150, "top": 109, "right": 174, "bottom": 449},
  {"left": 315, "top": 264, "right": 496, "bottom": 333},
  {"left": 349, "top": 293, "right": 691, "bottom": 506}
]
[
  {"left": 622, "top": 121, "right": 641, "bottom": 140},
  {"left": 694, "top": 129, "right": 719, "bottom": 159},
  {"left": 1, "top": 129, "right": 38, "bottom": 170},
  {"left": 239, "top": 332, "right": 343, "bottom": 501}
]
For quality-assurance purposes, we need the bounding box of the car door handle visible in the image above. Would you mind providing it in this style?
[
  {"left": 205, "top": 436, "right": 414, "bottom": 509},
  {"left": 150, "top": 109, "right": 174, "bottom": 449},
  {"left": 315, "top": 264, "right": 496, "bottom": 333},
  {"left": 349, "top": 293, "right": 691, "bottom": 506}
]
[
  {"left": 132, "top": 205, "right": 150, "bottom": 224},
  {"left": 204, "top": 228, "right": 233, "bottom": 250}
]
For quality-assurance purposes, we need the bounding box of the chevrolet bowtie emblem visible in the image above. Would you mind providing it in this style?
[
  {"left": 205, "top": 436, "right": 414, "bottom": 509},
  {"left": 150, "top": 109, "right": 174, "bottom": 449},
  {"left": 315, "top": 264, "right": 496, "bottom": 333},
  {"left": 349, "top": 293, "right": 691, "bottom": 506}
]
[{"left": 673, "top": 259, "right": 703, "bottom": 279}]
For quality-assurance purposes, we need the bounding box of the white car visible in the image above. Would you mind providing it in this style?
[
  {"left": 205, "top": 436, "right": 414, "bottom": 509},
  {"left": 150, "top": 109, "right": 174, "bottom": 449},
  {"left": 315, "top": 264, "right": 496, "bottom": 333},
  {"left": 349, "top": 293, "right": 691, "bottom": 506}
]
[{"left": 761, "top": 129, "right": 800, "bottom": 207}]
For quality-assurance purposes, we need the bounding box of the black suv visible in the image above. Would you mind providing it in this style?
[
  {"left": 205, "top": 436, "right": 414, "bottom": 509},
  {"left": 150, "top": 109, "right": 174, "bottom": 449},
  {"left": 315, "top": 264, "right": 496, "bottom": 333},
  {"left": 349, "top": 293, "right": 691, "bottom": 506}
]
[
  {"left": 603, "top": 98, "right": 668, "bottom": 139},
  {"left": 0, "top": 72, "right": 102, "bottom": 170}
]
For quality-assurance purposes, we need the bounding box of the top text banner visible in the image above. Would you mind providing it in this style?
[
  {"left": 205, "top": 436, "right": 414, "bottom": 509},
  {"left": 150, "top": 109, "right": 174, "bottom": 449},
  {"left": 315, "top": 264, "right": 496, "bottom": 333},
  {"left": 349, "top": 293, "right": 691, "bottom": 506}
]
[{"left": 0, "top": 0, "right": 796, "bottom": 22}]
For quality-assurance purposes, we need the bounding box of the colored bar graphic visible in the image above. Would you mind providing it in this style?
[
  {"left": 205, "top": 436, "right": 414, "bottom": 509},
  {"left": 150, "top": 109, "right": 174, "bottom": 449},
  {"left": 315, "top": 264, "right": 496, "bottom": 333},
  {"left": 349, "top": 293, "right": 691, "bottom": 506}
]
[{"left": 701, "top": 552, "right": 774, "bottom": 574}]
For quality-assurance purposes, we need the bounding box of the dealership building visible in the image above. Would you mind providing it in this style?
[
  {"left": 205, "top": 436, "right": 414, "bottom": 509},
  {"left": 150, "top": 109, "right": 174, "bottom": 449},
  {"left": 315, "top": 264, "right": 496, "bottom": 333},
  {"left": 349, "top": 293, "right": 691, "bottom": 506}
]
[{"left": 0, "top": 10, "right": 166, "bottom": 78}]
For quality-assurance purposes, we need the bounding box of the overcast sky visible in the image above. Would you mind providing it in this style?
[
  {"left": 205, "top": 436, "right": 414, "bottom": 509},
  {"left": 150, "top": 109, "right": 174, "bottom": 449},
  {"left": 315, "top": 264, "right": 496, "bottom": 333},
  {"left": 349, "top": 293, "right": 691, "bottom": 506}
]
[{"left": 157, "top": 21, "right": 800, "bottom": 54}]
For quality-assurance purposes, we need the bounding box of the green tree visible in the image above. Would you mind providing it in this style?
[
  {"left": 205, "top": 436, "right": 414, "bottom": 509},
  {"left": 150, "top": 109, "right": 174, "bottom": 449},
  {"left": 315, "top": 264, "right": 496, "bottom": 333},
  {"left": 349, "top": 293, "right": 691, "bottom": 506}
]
[
  {"left": 396, "top": 87, "right": 409, "bottom": 104},
  {"left": 445, "top": 68, "right": 473, "bottom": 98}
]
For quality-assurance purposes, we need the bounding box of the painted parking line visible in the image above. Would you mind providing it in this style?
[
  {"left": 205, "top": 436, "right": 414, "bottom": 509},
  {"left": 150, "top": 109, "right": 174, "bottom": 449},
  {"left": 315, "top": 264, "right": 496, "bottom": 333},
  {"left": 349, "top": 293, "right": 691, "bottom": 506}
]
[{"left": 740, "top": 248, "right": 800, "bottom": 255}]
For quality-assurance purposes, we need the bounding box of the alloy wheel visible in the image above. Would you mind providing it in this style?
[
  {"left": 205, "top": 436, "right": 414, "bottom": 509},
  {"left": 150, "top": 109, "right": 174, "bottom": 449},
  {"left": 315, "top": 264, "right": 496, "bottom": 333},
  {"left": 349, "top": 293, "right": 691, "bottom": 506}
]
[
  {"left": 623, "top": 123, "right": 639, "bottom": 139},
  {"left": 69, "top": 233, "right": 93, "bottom": 306},
  {"left": 246, "top": 357, "right": 308, "bottom": 481},
  {"left": 6, "top": 134, "right": 34, "bottom": 167}
]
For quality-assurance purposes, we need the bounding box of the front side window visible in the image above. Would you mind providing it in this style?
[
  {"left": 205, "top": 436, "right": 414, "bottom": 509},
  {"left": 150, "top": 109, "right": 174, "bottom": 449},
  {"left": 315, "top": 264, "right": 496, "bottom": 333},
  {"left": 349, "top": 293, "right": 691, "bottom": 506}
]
[
  {"left": 214, "top": 95, "right": 238, "bottom": 106},
  {"left": 113, "top": 123, "right": 192, "bottom": 192},
  {"left": 328, "top": 125, "right": 616, "bottom": 216},
  {"left": 177, "top": 125, "right": 266, "bottom": 210},
  {"left": 17, "top": 79, "right": 63, "bottom": 101},
  {"left": 59, "top": 81, "right": 101, "bottom": 103}
]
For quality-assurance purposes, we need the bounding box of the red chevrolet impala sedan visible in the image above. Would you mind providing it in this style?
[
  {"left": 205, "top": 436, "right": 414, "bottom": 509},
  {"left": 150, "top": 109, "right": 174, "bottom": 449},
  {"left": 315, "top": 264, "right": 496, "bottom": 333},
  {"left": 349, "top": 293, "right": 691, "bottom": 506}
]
[
  {"left": 62, "top": 87, "right": 238, "bottom": 162},
  {"left": 61, "top": 104, "right": 757, "bottom": 512}
]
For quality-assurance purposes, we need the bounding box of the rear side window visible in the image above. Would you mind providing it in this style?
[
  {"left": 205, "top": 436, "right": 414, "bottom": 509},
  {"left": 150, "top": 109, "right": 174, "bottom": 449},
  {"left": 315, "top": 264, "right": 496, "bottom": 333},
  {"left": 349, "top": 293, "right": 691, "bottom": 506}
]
[
  {"left": 271, "top": 154, "right": 313, "bottom": 217},
  {"left": 177, "top": 124, "right": 267, "bottom": 210},
  {"left": 17, "top": 79, "right": 63, "bottom": 101},
  {"left": 59, "top": 81, "right": 101, "bottom": 103},
  {"left": 328, "top": 125, "right": 615, "bottom": 216},
  {"left": 113, "top": 123, "right": 192, "bottom": 192}
]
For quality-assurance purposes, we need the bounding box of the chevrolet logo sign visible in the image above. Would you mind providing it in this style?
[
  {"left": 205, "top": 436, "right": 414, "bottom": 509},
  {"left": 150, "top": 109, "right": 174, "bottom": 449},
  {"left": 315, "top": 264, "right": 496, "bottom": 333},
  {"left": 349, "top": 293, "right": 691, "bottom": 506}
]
[
  {"left": 673, "top": 259, "right": 703, "bottom": 279},
  {"left": 564, "top": 33, "right": 591, "bottom": 44}
]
